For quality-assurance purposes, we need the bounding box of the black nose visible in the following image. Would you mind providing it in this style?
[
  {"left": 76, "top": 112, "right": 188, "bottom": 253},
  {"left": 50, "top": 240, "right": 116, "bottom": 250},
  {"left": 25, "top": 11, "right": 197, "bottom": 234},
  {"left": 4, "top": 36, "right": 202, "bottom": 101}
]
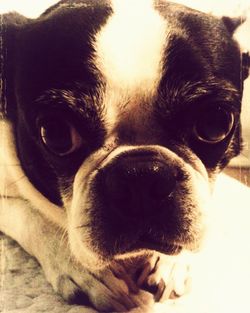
[{"left": 103, "top": 158, "right": 178, "bottom": 220}]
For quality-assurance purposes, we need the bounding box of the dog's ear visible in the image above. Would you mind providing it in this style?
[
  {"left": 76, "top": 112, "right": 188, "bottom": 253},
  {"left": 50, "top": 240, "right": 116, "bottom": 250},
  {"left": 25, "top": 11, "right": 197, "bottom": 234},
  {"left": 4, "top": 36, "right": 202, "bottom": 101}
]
[
  {"left": 222, "top": 16, "right": 250, "bottom": 81},
  {"left": 222, "top": 16, "right": 245, "bottom": 35},
  {"left": 0, "top": 12, "right": 29, "bottom": 118}
]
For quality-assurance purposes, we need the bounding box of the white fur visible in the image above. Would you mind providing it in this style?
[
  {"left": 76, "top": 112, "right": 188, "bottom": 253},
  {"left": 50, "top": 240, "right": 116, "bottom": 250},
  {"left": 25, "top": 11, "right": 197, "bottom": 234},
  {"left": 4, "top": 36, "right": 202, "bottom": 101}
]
[{"left": 94, "top": 0, "right": 168, "bottom": 131}]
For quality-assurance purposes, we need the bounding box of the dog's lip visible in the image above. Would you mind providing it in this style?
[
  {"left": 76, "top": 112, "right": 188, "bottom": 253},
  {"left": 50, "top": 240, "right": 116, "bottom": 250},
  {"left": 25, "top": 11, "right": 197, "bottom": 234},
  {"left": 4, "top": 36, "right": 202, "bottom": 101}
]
[{"left": 131, "top": 235, "right": 183, "bottom": 255}]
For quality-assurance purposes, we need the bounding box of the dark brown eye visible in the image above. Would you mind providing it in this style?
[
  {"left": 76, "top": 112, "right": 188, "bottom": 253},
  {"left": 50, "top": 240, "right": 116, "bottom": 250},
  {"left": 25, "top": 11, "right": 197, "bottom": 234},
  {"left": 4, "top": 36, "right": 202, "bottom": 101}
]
[
  {"left": 194, "top": 107, "right": 234, "bottom": 144},
  {"left": 38, "top": 117, "right": 83, "bottom": 156}
]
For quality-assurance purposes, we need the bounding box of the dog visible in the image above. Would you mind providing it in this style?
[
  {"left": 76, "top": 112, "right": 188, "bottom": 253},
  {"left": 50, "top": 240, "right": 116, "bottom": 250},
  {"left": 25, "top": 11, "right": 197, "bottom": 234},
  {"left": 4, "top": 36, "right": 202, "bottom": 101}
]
[{"left": 0, "top": 0, "right": 249, "bottom": 311}]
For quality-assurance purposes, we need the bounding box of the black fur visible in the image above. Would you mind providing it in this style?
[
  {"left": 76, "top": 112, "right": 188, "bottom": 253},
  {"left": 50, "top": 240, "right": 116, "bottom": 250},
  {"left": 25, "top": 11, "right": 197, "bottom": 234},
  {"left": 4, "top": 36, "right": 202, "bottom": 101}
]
[{"left": 1, "top": 1, "right": 112, "bottom": 204}]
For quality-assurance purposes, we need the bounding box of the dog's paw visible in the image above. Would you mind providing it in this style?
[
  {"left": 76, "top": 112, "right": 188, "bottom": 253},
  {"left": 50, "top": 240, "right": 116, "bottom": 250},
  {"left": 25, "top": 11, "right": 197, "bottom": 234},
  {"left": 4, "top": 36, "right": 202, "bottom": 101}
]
[
  {"left": 137, "top": 254, "right": 191, "bottom": 302},
  {"left": 42, "top": 257, "right": 154, "bottom": 312},
  {"left": 56, "top": 271, "right": 134, "bottom": 311}
]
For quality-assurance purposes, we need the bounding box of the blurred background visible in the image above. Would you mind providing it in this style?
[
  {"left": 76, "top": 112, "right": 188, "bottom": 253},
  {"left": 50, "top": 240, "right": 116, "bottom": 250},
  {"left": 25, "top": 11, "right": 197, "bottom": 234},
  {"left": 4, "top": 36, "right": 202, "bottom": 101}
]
[{"left": 1, "top": 0, "right": 249, "bottom": 185}]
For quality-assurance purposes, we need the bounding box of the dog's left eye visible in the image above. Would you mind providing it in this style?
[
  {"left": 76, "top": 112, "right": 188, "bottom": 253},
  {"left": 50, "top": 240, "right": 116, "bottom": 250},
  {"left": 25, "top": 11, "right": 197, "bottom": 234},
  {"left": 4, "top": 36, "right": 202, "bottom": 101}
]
[
  {"left": 194, "top": 107, "right": 234, "bottom": 144},
  {"left": 38, "top": 117, "right": 83, "bottom": 156}
]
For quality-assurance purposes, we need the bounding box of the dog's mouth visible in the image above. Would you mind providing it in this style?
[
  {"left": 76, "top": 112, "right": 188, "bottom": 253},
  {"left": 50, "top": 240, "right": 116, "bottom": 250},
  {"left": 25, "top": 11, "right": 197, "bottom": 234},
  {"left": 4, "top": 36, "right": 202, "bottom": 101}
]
[
  {"left": 88, "top": 202, "right": 198, "bottom": 258},
  {"left": 133, "top": 235, "right": 183, "bottom": 255},
  {"left": 95, "top": 229, "right": 184, "bottom": 258}
]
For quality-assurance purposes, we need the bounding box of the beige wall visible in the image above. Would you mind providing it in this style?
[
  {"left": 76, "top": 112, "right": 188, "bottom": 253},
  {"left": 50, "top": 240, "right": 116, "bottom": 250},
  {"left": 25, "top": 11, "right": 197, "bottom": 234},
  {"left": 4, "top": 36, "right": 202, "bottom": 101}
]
[{"left": 241, "top": 78, "right": 250, "bottom": 166}]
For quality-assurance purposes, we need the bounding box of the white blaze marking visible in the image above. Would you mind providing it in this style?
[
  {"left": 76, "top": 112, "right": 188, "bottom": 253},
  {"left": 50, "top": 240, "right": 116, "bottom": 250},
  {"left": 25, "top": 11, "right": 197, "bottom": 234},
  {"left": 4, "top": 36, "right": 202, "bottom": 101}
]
[{"left": 94, "top": 0, "right": 168, "bottom": 130}]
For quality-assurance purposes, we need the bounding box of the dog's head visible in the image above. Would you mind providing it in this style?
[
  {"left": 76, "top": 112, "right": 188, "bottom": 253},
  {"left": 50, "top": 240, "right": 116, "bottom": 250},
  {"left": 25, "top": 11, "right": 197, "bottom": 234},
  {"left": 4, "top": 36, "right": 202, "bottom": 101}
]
[{"left": 2, "top": 0, "right": 249, "bottom": 268}]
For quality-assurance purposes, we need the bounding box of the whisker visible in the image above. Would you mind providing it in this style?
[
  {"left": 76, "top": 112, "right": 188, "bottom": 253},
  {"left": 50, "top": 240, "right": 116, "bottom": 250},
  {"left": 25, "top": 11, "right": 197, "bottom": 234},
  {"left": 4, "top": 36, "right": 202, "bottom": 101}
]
[
  {"left": 240, "top": 151, "right": 250, "bottom": 159},
  {"left": 59, "top": 227, "right": 68, "bottom": 248},
  {"left": 75, "top": 223, "right": 91, "bottom": 229},
  {"left": 4, "top": 175, "right": 26, "bottom": 188}
]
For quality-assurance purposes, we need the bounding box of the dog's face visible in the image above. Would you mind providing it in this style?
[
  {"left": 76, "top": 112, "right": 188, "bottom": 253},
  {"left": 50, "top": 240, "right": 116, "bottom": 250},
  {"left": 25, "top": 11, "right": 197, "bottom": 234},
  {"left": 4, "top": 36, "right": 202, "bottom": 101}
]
[{"left": 3, "top": 0, "right": 247, "bottom": 268}]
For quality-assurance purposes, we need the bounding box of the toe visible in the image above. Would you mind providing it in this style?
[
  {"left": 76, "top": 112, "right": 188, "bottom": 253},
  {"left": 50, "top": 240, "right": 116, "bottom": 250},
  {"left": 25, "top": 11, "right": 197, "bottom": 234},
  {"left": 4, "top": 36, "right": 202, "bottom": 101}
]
[
  {"left": 137, "top": 256, "right": 160, "bottom": 287},
  {"left": 56, "top": 275, "right": 91, "bottom": 306}
]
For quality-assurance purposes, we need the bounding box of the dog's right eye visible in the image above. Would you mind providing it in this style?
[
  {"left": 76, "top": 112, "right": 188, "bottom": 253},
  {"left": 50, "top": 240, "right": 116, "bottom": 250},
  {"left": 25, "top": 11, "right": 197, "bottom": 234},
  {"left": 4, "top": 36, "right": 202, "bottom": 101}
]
[
  {"left": 38, "top": 117, "right": 83, "bottom": 156},
  {"left": 193, "top": 106, "right": 235, "bottom": 144}
]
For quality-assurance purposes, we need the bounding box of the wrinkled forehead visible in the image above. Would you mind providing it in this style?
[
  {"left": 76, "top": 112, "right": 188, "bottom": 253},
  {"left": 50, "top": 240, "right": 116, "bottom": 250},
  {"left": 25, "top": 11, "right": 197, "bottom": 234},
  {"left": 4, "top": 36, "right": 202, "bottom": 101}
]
[
  {"left": 16, "top": 0, "right": 239, "bottom": 116},
  {"left": 17, "top": 0, "right": 171, "bottom": 118}
]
